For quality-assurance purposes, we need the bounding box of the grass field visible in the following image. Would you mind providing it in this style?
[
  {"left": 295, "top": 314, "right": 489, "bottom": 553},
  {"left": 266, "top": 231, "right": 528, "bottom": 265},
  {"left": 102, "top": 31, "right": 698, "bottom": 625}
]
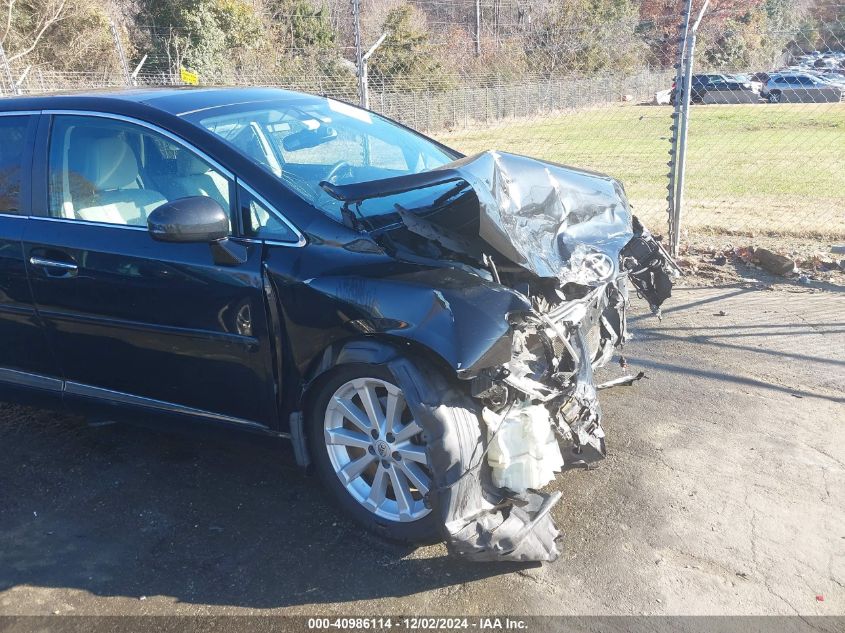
[{"left": 437, "top": 103, "right": 845, "bottom": 239}]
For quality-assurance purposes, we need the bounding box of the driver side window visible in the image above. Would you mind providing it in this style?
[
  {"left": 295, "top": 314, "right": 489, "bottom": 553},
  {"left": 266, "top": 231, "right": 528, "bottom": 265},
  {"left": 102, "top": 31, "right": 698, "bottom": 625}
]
[{"left": 48, "top": 115, "right": 233, "bottom": 228}]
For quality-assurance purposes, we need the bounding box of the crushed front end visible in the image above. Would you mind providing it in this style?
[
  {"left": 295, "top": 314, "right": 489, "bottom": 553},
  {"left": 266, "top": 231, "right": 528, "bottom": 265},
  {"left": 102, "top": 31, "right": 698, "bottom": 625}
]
[{"left": 322, "top": 150, "right": 678, "bottom": 562}]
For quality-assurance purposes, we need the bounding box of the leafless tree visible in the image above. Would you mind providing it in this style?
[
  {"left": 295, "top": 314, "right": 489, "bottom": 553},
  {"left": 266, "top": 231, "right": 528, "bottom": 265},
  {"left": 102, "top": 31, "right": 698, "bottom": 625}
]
[
  {"left": 1, "top": 0, "right": 70, "bottom": 63},
  {"left": 163, "top": 25, "right": 189, "bottom": 78}
]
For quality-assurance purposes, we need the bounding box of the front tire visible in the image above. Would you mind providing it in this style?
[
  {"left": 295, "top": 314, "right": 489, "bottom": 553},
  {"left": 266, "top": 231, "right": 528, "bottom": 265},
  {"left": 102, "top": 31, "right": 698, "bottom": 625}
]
[{"left": 309, "top": 363, "right": 444, "bottom": 543}]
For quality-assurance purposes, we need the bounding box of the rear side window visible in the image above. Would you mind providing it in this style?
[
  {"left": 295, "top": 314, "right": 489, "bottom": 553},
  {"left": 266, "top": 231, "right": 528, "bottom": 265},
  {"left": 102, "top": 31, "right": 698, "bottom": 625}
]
[{"left": 0, "top": 115, "right": 33, "bottom": 215}]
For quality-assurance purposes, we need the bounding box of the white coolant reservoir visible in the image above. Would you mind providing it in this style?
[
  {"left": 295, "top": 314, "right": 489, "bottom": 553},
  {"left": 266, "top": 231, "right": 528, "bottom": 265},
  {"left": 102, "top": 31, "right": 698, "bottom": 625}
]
[{"left": 483, "top": 402, "right": 564, "bottom": 493}]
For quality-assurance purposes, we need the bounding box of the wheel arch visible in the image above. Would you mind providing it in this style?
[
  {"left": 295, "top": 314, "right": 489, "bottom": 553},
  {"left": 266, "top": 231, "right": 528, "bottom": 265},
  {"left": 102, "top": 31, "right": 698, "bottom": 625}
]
[{"left": 298, "top": 335, "right": 461, "bottom": 436}]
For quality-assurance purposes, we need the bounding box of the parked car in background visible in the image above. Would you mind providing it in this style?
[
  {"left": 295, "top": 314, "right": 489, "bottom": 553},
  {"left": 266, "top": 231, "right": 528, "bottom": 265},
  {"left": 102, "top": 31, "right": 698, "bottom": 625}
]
[
  {"left": 817, "top": 70, "right": 845, "bottom": 88},
  {"left": 726, "top": 73, "right": 761, "bottom": 94},
  {"left": 761, "top": 73, "right": 843, "bottom": 103},
  {"left": 670, "top": 74, "right": 758, "bottom": 104},
  {"left": 751, "top": 71, "right": 772, "bottom": 84}
]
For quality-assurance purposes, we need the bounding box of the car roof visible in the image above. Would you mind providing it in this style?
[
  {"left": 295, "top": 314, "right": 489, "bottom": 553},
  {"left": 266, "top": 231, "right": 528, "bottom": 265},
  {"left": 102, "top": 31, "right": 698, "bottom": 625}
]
[
  {"left": 0, "top": 86, "right": 324, "bottom": 117},
  {"left": 773, "top": 73, "right": 818, "bottom": 79}
]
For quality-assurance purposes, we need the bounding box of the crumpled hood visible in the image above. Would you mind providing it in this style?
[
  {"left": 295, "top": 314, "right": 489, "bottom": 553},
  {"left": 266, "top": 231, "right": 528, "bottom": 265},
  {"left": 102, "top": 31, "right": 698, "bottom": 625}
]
[
  {"left": 321, "top": 150, "right": 636, "bottom": 286},
  {"left": 449, "top": 151, "right": 634, "bottom": 285}
]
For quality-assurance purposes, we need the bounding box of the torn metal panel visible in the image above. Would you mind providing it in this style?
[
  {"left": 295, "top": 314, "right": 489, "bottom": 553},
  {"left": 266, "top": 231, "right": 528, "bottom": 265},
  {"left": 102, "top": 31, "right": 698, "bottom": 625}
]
[
  {"left": 554, "top": 325, "right": 607, "bottom": 465},
  {"left": 299, "top": 272, "right": 529, "bottom": 378},
  {"left": 453, "top": 151, "right": 635, "bottom": 286},
  {"left": 324, "top": 150, "right": 639, "bottom": 288}
]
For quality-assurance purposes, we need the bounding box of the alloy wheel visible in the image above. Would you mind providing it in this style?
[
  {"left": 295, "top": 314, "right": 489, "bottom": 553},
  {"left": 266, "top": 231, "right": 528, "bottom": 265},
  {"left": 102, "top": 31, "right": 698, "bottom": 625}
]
[{"left": 323, "top": 377, "right": 433, "bottom": 522}]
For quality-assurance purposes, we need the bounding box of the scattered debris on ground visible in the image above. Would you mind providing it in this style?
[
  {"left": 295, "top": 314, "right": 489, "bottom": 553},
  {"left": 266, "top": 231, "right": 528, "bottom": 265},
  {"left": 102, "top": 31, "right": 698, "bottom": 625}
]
[
  {"left": 753, "top": 248, "right": 797, "bottom": 276},
  {"left": 665, "top": 234, "right": 845, "bottom": 288}
]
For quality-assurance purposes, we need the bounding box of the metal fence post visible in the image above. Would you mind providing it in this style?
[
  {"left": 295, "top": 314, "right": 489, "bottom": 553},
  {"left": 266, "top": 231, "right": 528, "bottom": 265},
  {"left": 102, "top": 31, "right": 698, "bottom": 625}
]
[
  {"left": 360, "top": 32, "right": 388, "bottom": 110},
  {"left": 667, "top": 0, "right": 693, "bottom": 257},
  {"left": 109, "top": 17, "right": 132, "bottom": 86},
  {"left": 671, "top": 0, "right": 709, "bottom": 256},
  {"left": 352, "top": 0, "right": 365, "bottom": 108}
]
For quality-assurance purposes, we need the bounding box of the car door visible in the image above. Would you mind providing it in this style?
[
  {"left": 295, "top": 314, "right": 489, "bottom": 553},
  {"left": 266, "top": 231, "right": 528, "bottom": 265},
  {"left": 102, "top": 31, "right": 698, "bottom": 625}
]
[
  {"left": 0, "top": 112, "right": 63, "bottom": 404},
  {"left": 690, "top": 77, "right": 707, "bottom": 101},
  {"left": 782, "top": 77, "right": 801, "bottom": 101},
  {"left": 799, "top": 76, "right": 838, "bottom": 102},
  {"left": 703, "top": 77, "right": 728, "bottom": 103},
  {"left": 22, "top": 112, "right": 278, "bottom": 429}
]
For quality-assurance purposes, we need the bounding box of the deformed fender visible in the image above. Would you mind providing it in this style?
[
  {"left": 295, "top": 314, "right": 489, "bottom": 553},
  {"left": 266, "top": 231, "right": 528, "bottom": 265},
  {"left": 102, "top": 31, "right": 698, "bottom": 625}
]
[
  {"left": 299, "top": 338, "right": 402, "bottom": 423},
  {"left": 301, "top": 274, "right": 529, "bottom": 378},
  {"left": 387, "top": 356, "right": 563, "bottom": 563}
]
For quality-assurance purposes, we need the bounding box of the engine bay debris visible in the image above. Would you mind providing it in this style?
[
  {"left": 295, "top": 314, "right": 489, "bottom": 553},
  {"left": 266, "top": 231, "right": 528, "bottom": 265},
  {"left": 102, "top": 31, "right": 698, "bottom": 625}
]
[{"left": 326, "top": 151, "right": 677, "bottom": 562}]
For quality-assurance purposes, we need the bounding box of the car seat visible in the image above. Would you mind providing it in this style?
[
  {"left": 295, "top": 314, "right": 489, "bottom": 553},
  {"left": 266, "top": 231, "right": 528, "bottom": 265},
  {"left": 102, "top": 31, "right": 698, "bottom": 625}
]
[{"left": 76, "top": 136, "right": 167, "bottom": 226}]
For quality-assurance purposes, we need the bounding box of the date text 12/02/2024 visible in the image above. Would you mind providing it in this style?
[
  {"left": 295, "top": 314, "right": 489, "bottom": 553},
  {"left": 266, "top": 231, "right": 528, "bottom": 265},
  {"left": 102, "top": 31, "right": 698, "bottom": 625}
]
[{"left": 307, "top": 617, "right": 528, "bottom": 630}]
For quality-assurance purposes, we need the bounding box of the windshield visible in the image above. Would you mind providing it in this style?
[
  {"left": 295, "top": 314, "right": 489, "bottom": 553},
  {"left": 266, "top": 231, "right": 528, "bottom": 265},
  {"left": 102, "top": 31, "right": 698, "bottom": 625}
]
[{"left": 190, "top": 96, "right": 456, "bottom": 221}]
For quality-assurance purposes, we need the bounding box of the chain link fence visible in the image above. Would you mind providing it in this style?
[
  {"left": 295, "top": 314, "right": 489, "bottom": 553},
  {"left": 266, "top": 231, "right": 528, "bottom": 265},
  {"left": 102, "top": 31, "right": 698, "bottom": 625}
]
[
  {"left": 667, "top": 6, "right": 845, "bottom": 245},
  {"left": 0, "top": 0, "right": 842, "bottom": 249}
]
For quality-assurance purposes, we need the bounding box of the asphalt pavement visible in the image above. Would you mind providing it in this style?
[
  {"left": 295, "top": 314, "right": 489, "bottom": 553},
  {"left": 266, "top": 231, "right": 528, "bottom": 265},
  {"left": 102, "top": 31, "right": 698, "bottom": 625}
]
[{"left": 0, "top": 281, "right": 843, "bottom": 617}]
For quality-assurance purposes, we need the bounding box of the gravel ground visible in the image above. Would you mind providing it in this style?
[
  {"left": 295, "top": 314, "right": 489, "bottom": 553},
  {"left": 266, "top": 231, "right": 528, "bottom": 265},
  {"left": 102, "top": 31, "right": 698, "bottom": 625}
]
[{"left": 0, "top": 279, "right": 843, "bottom": 617}]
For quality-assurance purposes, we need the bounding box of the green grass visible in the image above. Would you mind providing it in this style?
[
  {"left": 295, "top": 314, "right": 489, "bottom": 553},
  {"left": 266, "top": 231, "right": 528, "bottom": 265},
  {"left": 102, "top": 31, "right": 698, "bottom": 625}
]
[{"left": 437, "top": 103, "right": 845, "bottom": 238}]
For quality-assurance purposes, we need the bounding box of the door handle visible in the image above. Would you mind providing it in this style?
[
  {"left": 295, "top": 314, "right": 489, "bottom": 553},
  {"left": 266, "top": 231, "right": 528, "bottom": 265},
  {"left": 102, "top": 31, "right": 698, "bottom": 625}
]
[{"left": 29, "top": 256, "right": 79, "bottom": 273}]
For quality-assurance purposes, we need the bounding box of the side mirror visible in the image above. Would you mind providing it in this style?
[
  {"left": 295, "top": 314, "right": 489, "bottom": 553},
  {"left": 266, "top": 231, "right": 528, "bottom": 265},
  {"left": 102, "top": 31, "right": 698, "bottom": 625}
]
[{"left": 148, "top": 196, "right": 230, "bottom": 243}]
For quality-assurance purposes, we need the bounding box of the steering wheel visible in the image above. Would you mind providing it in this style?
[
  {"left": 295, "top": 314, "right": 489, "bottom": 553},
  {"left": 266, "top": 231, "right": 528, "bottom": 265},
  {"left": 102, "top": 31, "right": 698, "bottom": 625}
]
[{"left": 324, "top": 160, "right": 355, "bottom": 185}]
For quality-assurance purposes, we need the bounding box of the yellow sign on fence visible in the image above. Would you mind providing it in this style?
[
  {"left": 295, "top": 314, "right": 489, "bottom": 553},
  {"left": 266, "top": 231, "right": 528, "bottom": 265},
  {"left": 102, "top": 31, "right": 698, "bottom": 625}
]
[{"left": 180, "top": 67, "right": 199, "bottom": 86}]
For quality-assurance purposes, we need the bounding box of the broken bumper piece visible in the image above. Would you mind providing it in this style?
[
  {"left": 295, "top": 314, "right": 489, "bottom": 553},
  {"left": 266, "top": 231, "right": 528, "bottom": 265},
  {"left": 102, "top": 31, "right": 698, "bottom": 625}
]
[
  {"left": 389, "top": 357, "right": 565, "bottom": 563},
  {"left": 445, "top": 490, "right": 563, "bottom": 562},
  {"left": 388, "top": 282, "right": 627, "bottom": 564}
]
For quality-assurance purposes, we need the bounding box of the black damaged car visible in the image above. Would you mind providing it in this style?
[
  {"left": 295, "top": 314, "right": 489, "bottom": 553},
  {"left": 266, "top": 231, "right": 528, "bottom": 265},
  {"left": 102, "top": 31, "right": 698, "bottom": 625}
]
[{"left": 0, "top": 88, "right": 675, "bottom": 562}]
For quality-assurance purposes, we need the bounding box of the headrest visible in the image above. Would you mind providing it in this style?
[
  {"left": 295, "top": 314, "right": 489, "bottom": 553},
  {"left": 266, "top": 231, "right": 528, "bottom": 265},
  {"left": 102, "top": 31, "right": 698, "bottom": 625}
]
[
  {"left": 85, "top": 136, "right": 139, "bottom": 191},
  {"left": 176, "top": 150, "right": 211, "bottom": 177}
]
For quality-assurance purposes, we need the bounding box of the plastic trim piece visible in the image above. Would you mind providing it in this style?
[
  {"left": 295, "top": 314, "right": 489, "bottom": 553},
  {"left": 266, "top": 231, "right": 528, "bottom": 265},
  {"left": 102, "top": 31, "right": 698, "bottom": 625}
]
[
  {"left": 289, "top": 411, "right": 310, "bottom": 467},
  {"left": 237, "top": 180, "right": 306, "bottom": 248},
  {"left": 64, "top": 381, "right": 277, "bottom": 431},
  {"left": 0, "top": 367, "right": 63, "bottom": 392}
]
